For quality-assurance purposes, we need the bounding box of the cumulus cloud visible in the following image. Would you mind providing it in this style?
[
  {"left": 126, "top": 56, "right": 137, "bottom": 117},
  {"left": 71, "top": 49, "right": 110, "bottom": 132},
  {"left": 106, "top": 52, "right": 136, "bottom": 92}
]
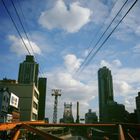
[
  {"left": 46, "top": 70, "right": 97, "bottom": 121},
  {"left": 78, "top": 0, "right": 109, "bottom": 24},
  {"left": 64, "top": 54, "right": 82, "bottom": 72},
  {"left": 38, "top": 0, "right": 91, "bottom": 33},
  {"left": 8, "top": 35, "right": 41, "bottom": 56},
  {"left": 100, "top": 59, "right": 122, "bottom": 68},
  {"left": 112, "top": 59, "right": 122, "bottom": 67},
  {"left": 114, "top": 81, "right": 133, "bottom": 96},
  {"left": 124, "top": 96, "right": 136, "bottom": 112},
  {"left": 45, "top": 56, "right": 140, "bottom": 121},
  {"left": 100, "top": 60, "right": 111, "bottom": 68}
]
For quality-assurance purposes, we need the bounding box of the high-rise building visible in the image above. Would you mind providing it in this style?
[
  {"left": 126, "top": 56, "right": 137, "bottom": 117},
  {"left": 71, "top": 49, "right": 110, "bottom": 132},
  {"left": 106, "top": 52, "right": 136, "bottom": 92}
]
[
  {"left": 98, "top": 67, "right": 114, "bottom": 122},
  {"left": 18, "top": 55, "right": 39, "bottom": 87},
  {"left": 136, "top": 92, "right": 140, "bottom": 123},
  {"left": 98, "top": 67, "right": 129, "bottom": 123},
  {"left": 38, "top": 77, "right": 47, "bottom": 120}
]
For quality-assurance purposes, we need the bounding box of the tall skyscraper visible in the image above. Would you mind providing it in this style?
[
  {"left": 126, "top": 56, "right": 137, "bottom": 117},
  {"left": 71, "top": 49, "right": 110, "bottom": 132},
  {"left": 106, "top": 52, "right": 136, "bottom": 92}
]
[
  {"left": 38, "top": 77, "right": 47, "bottom": 120},
  {"left": 98, "top": 67, "right": 128, "bottom": 123},
  {"left": 98, "top": 67, "right": 114, "bottom": 122},
  {"left": 136, "top": 92, "right": 140, "bottom": 123},
  {"left": 18, "top": 55, "right": 39, "bottom": 86}
]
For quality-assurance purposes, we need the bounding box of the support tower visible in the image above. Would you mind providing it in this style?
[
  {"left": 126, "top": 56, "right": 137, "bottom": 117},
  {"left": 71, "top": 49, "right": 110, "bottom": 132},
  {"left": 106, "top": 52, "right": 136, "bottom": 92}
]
[{"left": 52, "top": 89, "right": 61, "bottom": 123}]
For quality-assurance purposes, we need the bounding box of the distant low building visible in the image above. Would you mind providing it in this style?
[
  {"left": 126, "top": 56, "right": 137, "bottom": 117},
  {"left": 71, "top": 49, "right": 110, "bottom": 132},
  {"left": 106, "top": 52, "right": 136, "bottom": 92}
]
[{"left": 85, "top": 109, "right": 98, "bottom": 123}]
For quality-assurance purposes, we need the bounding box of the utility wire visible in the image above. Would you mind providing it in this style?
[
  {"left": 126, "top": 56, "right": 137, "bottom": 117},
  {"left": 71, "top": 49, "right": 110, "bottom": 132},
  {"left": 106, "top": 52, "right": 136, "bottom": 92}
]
[
  {"left": 86, "top": 0, "right": 119, "bottom": 53},
  {"left": 11, "top": 0, "right": 45, "bottom": 77},
  {"left": 1, "top": 0, "right": 31, "bottom": 55},
  {"left": 76, "top": 0, "right": 129, "bottom": 74},
  {"left": 11, "top": 0, "right": 35, "bottom": 55},
  {"left": 79, "top": 0, "right": 138, "bottom": 73}
]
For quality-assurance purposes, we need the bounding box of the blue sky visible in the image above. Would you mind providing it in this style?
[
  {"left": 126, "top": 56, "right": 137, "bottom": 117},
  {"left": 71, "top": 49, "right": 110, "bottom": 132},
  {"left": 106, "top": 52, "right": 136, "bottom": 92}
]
[{"left": 0, "top": 0, "right": 140, "bottom": 121}]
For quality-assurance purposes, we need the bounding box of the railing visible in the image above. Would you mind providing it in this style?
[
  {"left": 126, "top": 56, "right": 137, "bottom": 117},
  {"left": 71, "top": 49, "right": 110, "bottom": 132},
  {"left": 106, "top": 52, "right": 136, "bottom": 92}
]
[{"left": 0, "top": 121, "right": 140, "bottom": 140}]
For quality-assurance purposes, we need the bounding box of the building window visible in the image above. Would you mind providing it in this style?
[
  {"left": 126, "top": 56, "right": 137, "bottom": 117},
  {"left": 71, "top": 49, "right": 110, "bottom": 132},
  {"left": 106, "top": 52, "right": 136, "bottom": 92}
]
[
  {"left": 34, "top": 91, "right": 39, "bottom": 99},
  {"left": 32, "top": 113, "right": 37, "bottom": 120},
  {"left": 33, "top": 101, "right": 38, "bottom": 110}
]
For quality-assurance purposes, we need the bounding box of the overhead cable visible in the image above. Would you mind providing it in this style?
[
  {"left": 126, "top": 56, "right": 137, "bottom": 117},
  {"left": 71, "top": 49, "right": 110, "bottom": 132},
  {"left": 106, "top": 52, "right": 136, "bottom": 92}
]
[
  {"left": 10, "top": 0, "right": 45, "bottom": 77},
  {"left": 1, "top": 0, "right": 31, "bottom": 55},
  {"left": 76, "top": 0, "right": 129, "bottom": 74},
  {"left": 10, "top": 0, "right": 35, "bottom": 55},
  {"left": 79, "top": 0, "right": 138, "bottom": 73}
]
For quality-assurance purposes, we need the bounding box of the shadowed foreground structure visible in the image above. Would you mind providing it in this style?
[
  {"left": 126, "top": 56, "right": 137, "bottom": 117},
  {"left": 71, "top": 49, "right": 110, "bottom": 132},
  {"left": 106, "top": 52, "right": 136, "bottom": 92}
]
[{"left": 0, "top": 121, "right": 140, "bottom": 140}]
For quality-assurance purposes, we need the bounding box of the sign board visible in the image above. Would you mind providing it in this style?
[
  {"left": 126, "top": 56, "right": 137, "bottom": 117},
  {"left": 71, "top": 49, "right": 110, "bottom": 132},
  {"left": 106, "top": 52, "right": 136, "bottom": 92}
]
[{"left": 10, "top": 93, "right": 19, "bottom": 108}]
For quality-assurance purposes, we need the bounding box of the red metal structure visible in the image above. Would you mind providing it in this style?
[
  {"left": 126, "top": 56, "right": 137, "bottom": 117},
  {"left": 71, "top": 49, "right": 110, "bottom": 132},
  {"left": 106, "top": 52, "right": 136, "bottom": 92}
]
[{"left": 0, "top": 121, "right": 140, "bottom": 140}]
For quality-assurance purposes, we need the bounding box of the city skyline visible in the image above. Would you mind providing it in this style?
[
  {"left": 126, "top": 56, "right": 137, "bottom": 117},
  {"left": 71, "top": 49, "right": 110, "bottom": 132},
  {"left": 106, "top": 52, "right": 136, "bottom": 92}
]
[{"left": 0, "top": 0, "right": 140, "bottom": 121}]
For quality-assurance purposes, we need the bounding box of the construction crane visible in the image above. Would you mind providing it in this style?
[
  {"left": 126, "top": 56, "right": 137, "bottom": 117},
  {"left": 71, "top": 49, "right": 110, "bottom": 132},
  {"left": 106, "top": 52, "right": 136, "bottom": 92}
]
[{"left": 52, "top": 89, "right": 61, "bottom": 123}]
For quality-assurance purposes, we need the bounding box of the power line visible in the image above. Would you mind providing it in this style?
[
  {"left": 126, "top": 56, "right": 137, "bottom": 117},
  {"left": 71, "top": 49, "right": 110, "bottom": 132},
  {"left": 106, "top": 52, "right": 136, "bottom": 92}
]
[
  {"left": 76, "top": 0, "right": 129, "bottom": 74},
  {"left": 86, "top": 0, "right": 119, "bottom": 53},
  {"left": 11, "top": 0, "right": 35, "bottom": 55},
  {"left": 1, "top": 0, "right": 31, "bottom": 55},
  {"left": 79, "top": 0, "right": 138, "bottom": 73},
  {"left": 10, "top": 0, "right": 46, "bottom": 77}
]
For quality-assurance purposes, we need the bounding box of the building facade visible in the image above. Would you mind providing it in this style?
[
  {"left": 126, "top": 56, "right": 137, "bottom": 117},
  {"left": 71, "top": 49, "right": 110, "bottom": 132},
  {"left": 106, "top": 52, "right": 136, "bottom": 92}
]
[
  {"left": 98, "top": 67, "right": 114, "bottom": 122},
  {"left": 61, "top": 103, "right": 74, "bottom": 123},
  {"left": 0, "top": 80, "right": 39, "bottom": 121},
  {"left": 0, "top": 55, "right": 47, "bottom": 121},
  {"left": 18, "top": 55, "right": 39, "bottom": 87},
  {"left": 0, "top": 88, "right": 10, "bottom": 122},
  {"left": 98, "top": 67, "right": 129, "bottom": 123},
  {"left": 85, "top": 109, "right": 98, "bottom": 123},
  {"left": 38, "top": 77, "right": 47, "bottom": 120}
]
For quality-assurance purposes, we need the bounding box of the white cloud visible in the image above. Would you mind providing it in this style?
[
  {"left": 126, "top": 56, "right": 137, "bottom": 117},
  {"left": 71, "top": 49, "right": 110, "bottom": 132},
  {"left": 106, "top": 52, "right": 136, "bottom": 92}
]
[
  {"left": 100, "top": 60, "right": 111, "bottom": 68},
  {"left": 124, "top": 96, "right": 136, "bottom": 113},
  {"left": 100, "top": 59, "right": 122, "bottom": 68},
  {"left": 8, "top": 35, "right": 41, "bottom": 56},
  {"left": 45, "top": 56, "right": 140, "bottom": 121},
  {"left": 114, "top": 81, "right": 133, "bottom": 96},
  {"left": 46, "top": 70, "right": 97, "bottom": 121},
  {"left": 39, "top": 0, "right": 91, "bottom": 33},
  {"left": 64, "top": 54, "right": 82, "bottom": 72},
  {"left": 114, "top": 68, "right": 140, "bottom": 84},
  {"left": 112, "top": 59, "right": 122, "bottom": 67},
  {"left": 79, "top": 0, "right": 109, "bottom": 24}
]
